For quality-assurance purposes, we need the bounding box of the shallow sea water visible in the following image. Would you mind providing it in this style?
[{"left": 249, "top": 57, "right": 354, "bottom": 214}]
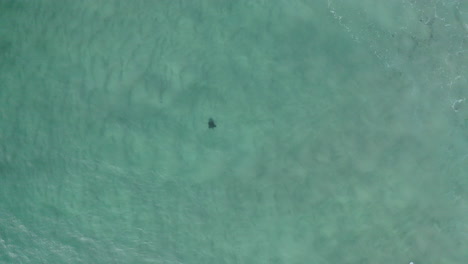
[{"left": 0, "top": 0, "right": 466, "bottom": 263}]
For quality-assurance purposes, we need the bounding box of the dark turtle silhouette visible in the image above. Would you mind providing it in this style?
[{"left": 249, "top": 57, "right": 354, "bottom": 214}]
[{"left": 208, "top": 118, "right": 216, "bottom": 129}]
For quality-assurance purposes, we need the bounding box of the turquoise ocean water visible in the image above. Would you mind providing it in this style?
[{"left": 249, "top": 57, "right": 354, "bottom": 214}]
[{"left": 0, "top": 0, "right": 467, "bottom": 263}]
